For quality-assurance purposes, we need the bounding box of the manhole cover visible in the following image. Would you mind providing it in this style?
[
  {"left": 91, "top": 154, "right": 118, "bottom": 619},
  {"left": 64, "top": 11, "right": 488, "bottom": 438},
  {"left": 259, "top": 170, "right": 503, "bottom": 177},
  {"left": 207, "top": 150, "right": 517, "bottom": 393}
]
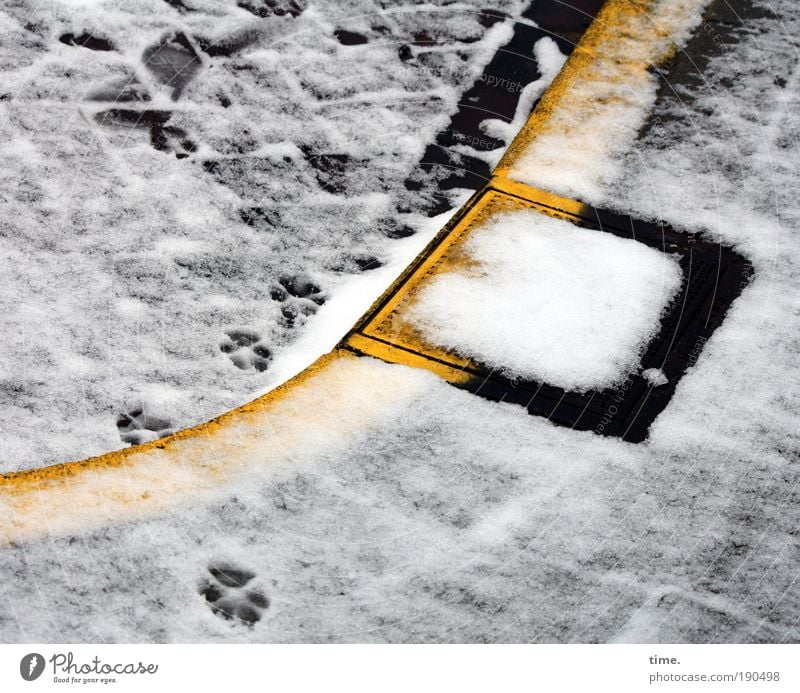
[{"left": 344, "top": 182, "right": 752, "bottom": 442}]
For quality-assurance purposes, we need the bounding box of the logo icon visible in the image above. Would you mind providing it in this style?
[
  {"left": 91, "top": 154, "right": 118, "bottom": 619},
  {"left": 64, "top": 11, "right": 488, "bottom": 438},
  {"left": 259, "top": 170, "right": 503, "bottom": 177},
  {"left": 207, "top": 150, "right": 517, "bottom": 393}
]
[{"left": 20, "top": 653, "right": 45, "bottom": 682}]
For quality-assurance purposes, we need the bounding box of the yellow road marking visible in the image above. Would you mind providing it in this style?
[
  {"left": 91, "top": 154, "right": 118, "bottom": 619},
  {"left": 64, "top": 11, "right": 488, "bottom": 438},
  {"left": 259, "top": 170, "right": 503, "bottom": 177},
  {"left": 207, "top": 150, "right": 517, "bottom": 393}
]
[
  {"left": 496, "top": 0, "right": 708, "bottom": 196},
  {"left": 1, "top": 351, "right": 437, "bottom": 541},
  {"left": 344, "top": 186, "right": 596, "bottom": 379}
]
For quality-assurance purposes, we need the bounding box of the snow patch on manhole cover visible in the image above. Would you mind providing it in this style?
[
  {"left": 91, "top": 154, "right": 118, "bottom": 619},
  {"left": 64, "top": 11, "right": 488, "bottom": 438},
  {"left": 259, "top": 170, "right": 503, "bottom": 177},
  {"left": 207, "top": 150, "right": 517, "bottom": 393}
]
[{"left": 401, "top": 209, "right": 683, "bottom": 391}]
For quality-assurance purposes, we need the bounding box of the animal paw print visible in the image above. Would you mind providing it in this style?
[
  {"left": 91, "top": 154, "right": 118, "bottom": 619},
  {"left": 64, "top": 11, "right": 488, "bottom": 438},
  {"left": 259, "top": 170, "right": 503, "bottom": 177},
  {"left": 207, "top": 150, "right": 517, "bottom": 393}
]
[
  {"left": 327, "top": 254, "right": 383, "bottom": 273},
  {"left": 199, "top": 563, "right": 270, "bottom": 626},
  {"left": 116, "top": 404, "right": 174, "bottom": 445},
  {"left": 237, "top": 0, "right": 306, "bottom": 19},
  {"left": 141, "top": 31, "right": 202, "bottom": 100},
  {"left": 93, "top": 109, "right": 198, "bottom": 159},
  {"left": 59, "top": 32, "right": 115, "bottom": 51},
  {"left": 270, "top": 274, "right": 326, "bottom": 327},
  {"left": 219, "top": 328, "right": 272, "bottom": 372},
  {"left": 151, "top": 123, "right": 197, "bottom": 159}
]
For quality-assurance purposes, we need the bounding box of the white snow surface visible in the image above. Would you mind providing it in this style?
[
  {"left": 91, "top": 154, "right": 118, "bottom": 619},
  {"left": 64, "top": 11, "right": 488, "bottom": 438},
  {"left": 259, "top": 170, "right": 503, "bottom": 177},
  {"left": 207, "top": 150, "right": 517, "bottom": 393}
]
[
  {"left": 0, "top": 0, "right": 532, "bottom": 471},
  {"left": 404, "top": 209, "right": 683, "bottom": 390},
  {"left": 0, "top": 0, "right": 798, "bottom": 645}
]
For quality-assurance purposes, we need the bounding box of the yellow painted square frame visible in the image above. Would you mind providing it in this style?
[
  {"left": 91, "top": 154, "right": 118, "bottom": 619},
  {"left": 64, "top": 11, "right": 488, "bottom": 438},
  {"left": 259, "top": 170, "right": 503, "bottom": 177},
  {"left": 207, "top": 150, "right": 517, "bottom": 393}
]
[{"left": 343, "top": 179, "right": 593, "bottom": 385}]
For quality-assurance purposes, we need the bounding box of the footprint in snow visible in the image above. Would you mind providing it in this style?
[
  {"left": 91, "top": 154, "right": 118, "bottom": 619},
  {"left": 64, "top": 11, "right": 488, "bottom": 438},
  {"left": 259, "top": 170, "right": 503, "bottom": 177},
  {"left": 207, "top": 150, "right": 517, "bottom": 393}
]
[
  {"left": 116, "top": 404, "right": 174, "bottom": 445},
  {"left": 237, "top": 0, "right": 306, "bottom": 19},
  {"left": 270, "top": 274, "right": 326, "bottom": 328},
  {"left": 199, "top": 563, "right": 270, "bottom": 626},
  {"left": 220, "top": 328, "right": 273, "bottom": 372}
]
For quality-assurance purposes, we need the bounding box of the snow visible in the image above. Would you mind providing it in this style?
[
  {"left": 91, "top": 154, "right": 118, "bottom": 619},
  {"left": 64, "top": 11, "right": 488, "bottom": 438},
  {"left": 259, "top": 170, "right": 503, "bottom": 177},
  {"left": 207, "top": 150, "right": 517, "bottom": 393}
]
[
  {"left": 457, "top": 36, "right": 567, "bottom": 169},
  {"left": 604, "top": 0, "right": 800, "bottom": 469},
  {"left": 0, "top": 353, "right": 795, "bottom": 642},
  {"left": 0, "top": 0, "right": 798, "bottom": 646},
  {"left": 403, "top": 209, "right": 683, "bottom": 391},
  {"left": 0, "top": 0, "right": 534, "bottom": 472},
  {"left": 641, "top": 367, "right": 668, "bottom": 387},
  {"left": 0, "top": 356, "right": 675, "bottom": 642},
  {"left": 506, "top": 0, "right": 710, "bottom": 203}
]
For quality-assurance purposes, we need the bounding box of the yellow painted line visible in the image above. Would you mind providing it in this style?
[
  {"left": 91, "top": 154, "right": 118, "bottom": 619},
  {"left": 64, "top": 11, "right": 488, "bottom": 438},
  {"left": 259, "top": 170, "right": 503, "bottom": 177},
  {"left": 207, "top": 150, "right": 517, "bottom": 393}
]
[
  {"left": 0, "top": 350, "right": 437, "bottom": 541},
  {"left": 489, "top": 177, "right": 593, "bottom": 219},
  {"left": 495, "top": 0, "right": 708, "bottom": 194},
  {"left": 344, "top": 186, "right": 591, "bottom": 375},
  {"left": 345, "top": 333, "right": 475, "bottom": 385},
  {"left": 1, "top": 351, "right": 341, "bottom": 486},
  {"left": 0, "top": 350, "right": 345, "bottom": 540},
  {"left": 344, "top": 184, "right": 610, "bottom": 383},
  {"left": 1, "top": 0, "right": 710, "bottom": 542},
  {"left": 347, "top": 0, "right": 708, "bottom": 377}
]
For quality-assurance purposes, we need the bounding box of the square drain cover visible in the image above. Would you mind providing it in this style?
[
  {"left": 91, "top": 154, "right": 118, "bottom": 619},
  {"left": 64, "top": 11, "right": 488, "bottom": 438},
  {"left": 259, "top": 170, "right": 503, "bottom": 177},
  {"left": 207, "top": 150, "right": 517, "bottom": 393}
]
[{"left": 343, "top": 184, "right": 752, "bottom": 442}]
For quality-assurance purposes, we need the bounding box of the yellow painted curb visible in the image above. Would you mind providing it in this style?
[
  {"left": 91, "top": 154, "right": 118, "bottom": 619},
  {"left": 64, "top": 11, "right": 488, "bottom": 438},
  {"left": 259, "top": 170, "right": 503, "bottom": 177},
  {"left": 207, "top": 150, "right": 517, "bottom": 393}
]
[
  {"left": 1, "top": 351, "right": 342, "bottom": 487},
  {"left": 1, "top": 349, "right": 447, "bottom": 541},
  {"left": 0, "top": 350, "right": 348, "bottom": 540},
  {"left": 495, "top": 0, "right": 707, "bottom": 193}
]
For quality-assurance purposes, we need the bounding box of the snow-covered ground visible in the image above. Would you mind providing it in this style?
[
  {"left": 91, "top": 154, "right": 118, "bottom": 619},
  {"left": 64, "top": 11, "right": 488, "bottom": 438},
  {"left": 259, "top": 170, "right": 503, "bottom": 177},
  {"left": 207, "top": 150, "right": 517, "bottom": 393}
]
[
  {"left": 403, "top": 208, "right": 683, "bottom": 391},
  {"left": 0, "top": 0, "right": 538, "bottom": 471},
  {"left": 0, "top": 0, "right": 797, "bottom": 644}
]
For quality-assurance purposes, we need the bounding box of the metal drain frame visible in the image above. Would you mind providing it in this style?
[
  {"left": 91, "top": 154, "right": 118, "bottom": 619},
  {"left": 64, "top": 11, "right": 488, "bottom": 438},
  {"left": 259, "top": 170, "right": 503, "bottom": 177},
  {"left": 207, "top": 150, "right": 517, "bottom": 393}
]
[{"left": 343, "top": 179, "right": 753, "bottom": 442}]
